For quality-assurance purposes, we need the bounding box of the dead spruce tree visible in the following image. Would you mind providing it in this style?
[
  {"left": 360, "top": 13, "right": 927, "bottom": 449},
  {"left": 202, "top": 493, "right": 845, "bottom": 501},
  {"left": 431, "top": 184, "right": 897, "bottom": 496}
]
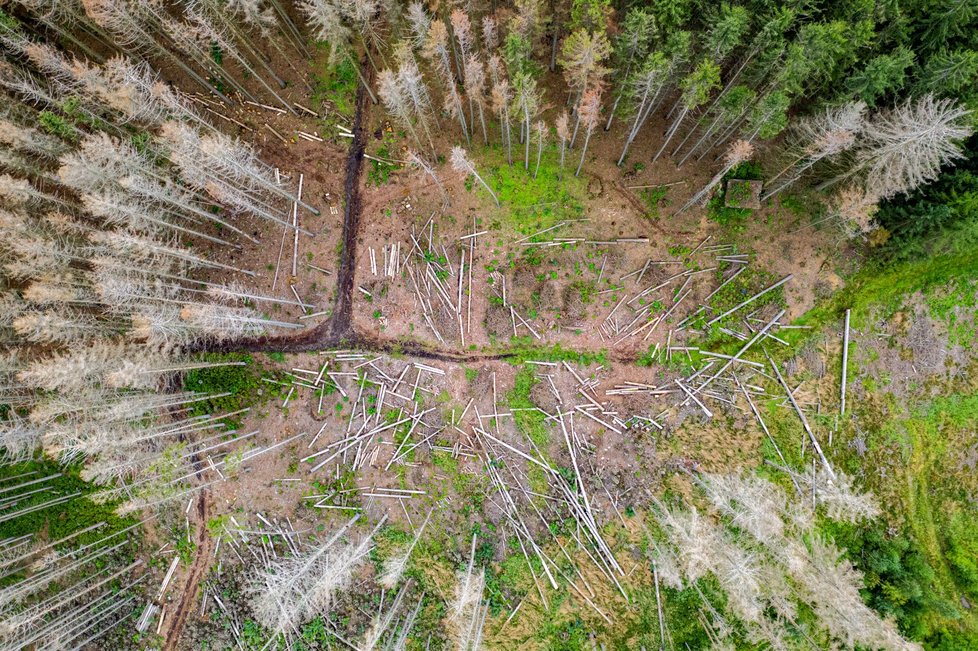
[
  {"left": 829, "top": 95, "right": 973, "bottom": 199},
  {"left": 405, "top": 1, "right": 430, "bottom": 50},
  {"left": 249, "top": 515, "right": 387, "bottom": 648},
  {"left": 555, "top": 110, "right": 570, "bottom": 179},
  {"left": 448, "top": 534, "right": 487, "bottom": 651},
  {"left": 449, "top": 8, "right": 474, "bottom": 89},
  {"left": 574, "top": 88, "right": 601, "bottom": 177},
  {"left": 511, "top": 71, "right": 541, "bottom": 170},
  {"left": 394, "top": 42, "right": 436, "bottom": 154},
  {"left": 451, "top": 146, "right": 499, "bottom": 206},
  {"left": 0, "top": 43, "right": 312, "bottom": 507},
  {"left": 378, "top": 68, "right": 423, "bottom": 151},
  {"left": 652, "top": 472, "right": 919, "bottom": 651},
  {"left": 490, "top": 74, "right": 513, "bottom": 164},
  {"left": 464, "top": 54, "right": 489, "bottom": 144},
  {"left": 763, "top": 101, "right": 867, "bottom": 200},
  {"left": 378, "top": 509, "right": 431, "bottom": 589},
  {"left": 828, "top": 185, "right": 882, "bottom": 238},
  {"left": 301, "top": 0, "right": 377, "bottom": 103},
  {"left": 533, "top": 119, "right": 547, "bottom": 178},
  {"left": 423, "top": 20, "right": 468, "bottom": 142},
  {"left": 80, "top": 0, "right": 234, "bottom": 102},
  {"left": 160, "top": 121, "right": 318, "bottom": 228}
]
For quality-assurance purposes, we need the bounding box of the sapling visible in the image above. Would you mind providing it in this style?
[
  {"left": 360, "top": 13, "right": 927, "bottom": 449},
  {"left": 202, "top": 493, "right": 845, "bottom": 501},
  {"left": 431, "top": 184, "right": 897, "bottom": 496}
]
[
  {"left": 555, "top": 110, "right": 569, "bottom": 179},
  {"left": 533, "top": 119, "right": 547, "bottom": 178}
]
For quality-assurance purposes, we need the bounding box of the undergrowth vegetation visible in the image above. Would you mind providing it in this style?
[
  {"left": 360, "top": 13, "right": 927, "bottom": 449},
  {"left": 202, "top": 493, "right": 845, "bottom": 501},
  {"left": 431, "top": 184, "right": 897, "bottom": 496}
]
[
  {"left": 0, "top": 457, "right": 140, "bottom": 557},
  {"left": 474, "top": 145, "right": 586, "bottom": 237},
  {"left": 183, "top": 353, "right": 286, "bottom": 429}
]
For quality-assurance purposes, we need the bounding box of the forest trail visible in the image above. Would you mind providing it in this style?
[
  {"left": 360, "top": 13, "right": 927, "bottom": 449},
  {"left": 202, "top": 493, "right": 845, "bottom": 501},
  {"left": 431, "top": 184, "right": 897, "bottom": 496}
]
[
  {"left": 162, "top": 490, "right": 212, "bottom": 651},
  {"left": 208, "top": 54, "right": 371, "bottom": 355},
  {"left": 329, "top": 53, "right": 371, "bottom": 341}
]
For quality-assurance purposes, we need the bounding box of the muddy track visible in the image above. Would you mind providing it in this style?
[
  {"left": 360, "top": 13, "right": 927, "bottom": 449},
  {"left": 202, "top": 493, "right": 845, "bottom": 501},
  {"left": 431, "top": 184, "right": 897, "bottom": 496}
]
[
  {"left": 207, "top": 54, "right": 370, "bottom": 357},
  {"left": 330, "top": 53, "right": 371, "bottom": 341},
  {"left": 162, "top": 489, "right": 212, "bottom": 651},
  {"left": 228, "top": 329, "right": 642, "bottom": 364}
]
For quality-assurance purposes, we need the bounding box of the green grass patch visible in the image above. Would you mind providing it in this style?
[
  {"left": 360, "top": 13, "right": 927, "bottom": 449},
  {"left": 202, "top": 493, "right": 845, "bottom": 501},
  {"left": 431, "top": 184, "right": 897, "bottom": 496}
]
[
  {"left": 796, "top": 245, "right": 978, "bottom": 338},
  {"left": 474, "top": 145, "right": 586, "bottom": 237},
  {"left": 500, "top": 339, "right": 607, "bottom": 366},
  {"left": 507, "top": 366, "right": 552, "bottom": 495},
  {"left": 639, "top": 185, "right": 670, "bottom": 219},
  {"left": 368, "top": 129, "right": 400, "bottom": 186}
]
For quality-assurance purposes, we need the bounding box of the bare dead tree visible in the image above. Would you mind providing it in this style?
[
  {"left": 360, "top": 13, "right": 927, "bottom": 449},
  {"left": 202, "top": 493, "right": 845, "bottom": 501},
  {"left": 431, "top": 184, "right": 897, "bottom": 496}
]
[
  {"left": 451, "top": 146, "right": 498, "bottom": 206},
  {"left": 827, "top": 95, "right": 973, "bottom": 199},
  {"left": 574, "top": 88, "right": 601, "bottom": 177}
]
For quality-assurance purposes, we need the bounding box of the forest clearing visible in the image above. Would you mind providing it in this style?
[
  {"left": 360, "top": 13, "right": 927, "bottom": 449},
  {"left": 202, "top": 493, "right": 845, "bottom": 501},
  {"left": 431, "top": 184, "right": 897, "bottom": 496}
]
[{"left": 1, "top": 1, "right": 977, "bottom": 650}]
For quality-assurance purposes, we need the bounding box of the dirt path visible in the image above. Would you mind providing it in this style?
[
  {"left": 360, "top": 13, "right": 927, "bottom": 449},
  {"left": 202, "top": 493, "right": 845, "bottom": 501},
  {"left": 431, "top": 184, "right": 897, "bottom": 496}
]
[
  {"left": 208, "top": 54, "right": 371, "bottom": 357},
  {"left": 162, "top": 490, "right": 213, "bottom": 651},
  {"left": 330, "top": 54, "right": 371, "bottom": 342}
]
